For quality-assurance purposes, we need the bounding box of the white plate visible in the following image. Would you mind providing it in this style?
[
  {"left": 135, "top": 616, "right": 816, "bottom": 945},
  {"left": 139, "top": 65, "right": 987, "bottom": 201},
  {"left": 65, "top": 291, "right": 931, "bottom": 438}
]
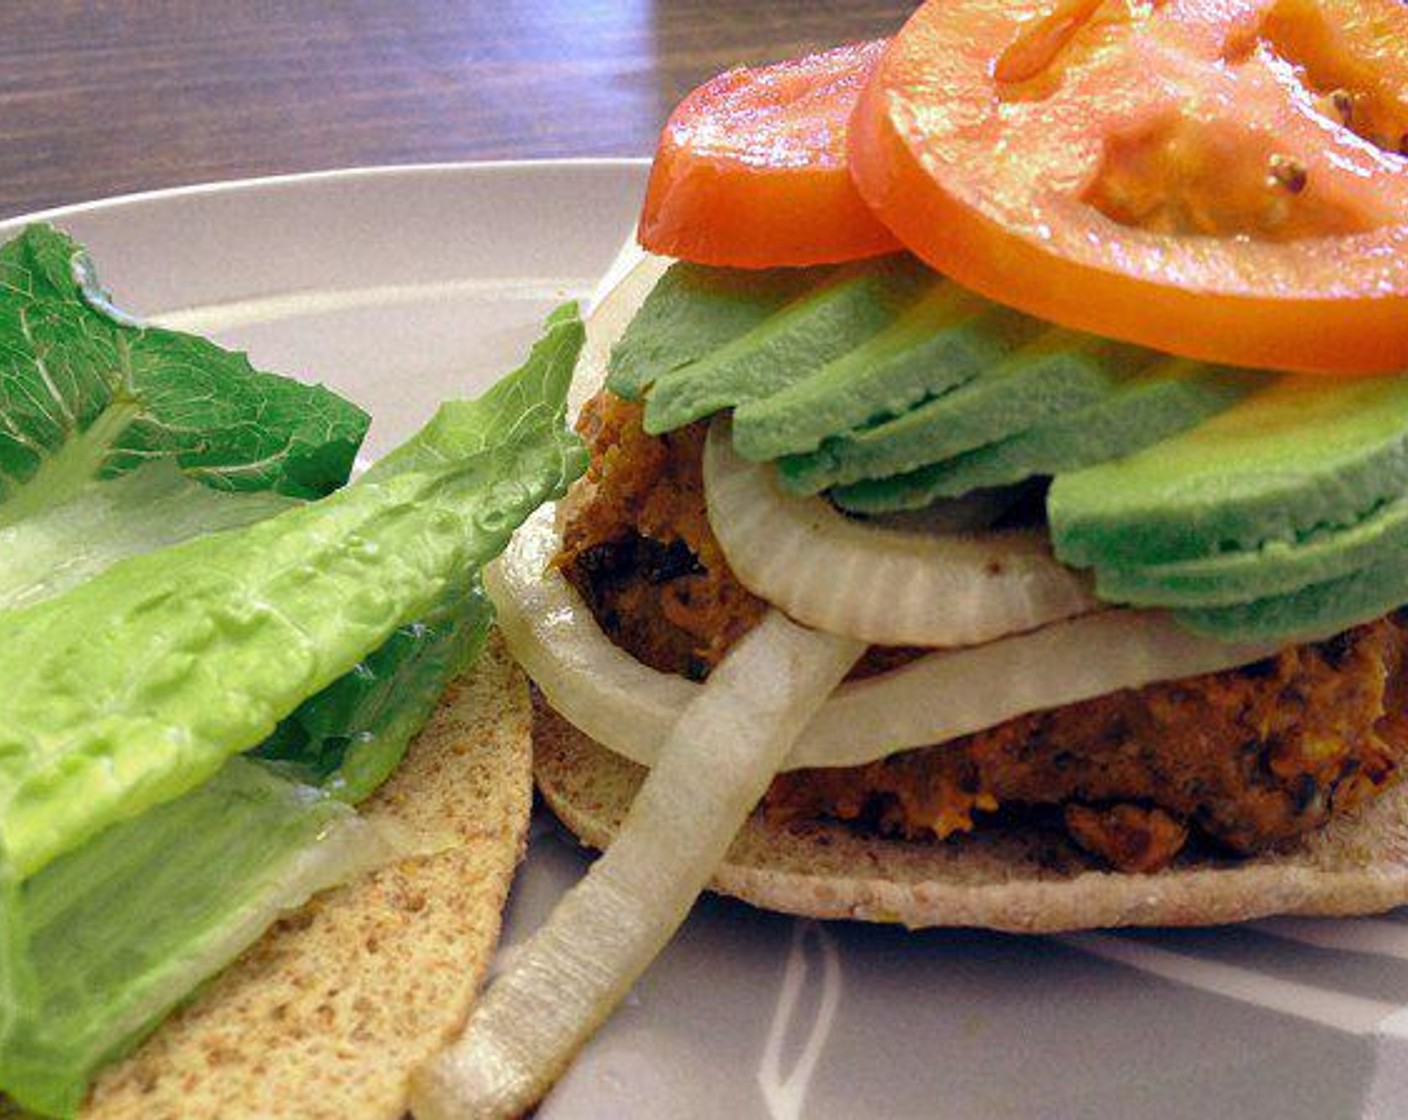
[{"left": 9, "top": 161, "right": 1408, "bottom": 1120}]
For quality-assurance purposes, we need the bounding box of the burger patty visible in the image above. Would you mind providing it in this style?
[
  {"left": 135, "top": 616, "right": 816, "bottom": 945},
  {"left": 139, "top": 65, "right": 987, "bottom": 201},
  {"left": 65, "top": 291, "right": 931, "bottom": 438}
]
[
  {"left": 559, "top": 395, "right": 765, "bottom": 680},
  {"left": 557, "top": 390, "right": 1408, "bottom": 873}
]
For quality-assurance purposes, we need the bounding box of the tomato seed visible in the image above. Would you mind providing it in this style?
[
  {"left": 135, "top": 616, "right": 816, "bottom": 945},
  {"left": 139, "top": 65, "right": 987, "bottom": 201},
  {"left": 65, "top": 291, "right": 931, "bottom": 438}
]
[
  {"left": 1268, "top": 154, "right": 1308, "bottom": 194},
  {"left": 1328, "top": 88, "right": 1354, "bottom": 126}
]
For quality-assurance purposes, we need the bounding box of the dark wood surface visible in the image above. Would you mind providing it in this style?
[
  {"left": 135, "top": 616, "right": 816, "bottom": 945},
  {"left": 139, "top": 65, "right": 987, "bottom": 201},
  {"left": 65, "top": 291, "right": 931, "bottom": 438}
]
[{"left": 0, "top": 1, "right": 914, "bottom": 219}]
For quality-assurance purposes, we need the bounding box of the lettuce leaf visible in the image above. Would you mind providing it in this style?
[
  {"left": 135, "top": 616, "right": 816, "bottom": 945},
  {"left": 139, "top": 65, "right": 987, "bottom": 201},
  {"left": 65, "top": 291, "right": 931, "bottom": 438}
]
[
  {"left": 254, "top": 578, "right": 494, "bottom": 803},
  {"left": 0, "top": 759, "right": 394, "bottom": 1118},
  {"left": 0, "top": 461, "right": 296, "bottom": 612},
  {"left": 0, "top": 224, "right": 367, "bottom": 526},
  {"left": 0, "top": 226, "right": 586, "bottom": 1116},
  {"left": 0, "top": 459, "right": 489, "bottom": 809},
  {"left": 0, "top": 304, "right": 586, "bottom": 879},
  {"left": 0, "top": 225, "right": 429, "bottom": 816}
]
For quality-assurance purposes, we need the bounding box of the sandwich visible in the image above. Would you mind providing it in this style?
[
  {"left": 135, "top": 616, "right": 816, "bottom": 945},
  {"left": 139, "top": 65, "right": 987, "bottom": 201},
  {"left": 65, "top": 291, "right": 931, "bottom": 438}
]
[
  {"left": 416, "top": 1, "right": 1408, "bottom": 1113},
  {"left": 521, "top": 253, "right": 1408, "bottom": 931},
  {"left": 0, "top": 225, "right": 585, "bottom": 1118}
]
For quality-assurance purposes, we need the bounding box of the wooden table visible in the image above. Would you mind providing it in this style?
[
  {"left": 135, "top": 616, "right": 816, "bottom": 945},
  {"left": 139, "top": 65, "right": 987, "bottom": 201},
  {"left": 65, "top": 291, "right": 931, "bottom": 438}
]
[{"left": 0, "top": 1, "right": 913, "bottom": 219}]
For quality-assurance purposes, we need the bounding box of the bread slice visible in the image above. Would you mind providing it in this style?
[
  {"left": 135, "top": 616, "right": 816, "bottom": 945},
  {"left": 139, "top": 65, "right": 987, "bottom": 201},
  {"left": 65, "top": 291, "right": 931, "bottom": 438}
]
[
  {"left": 82, "top": 633, "right": 533, "bottom": 1120},
  {"left": 534, "top": 696, "right": 1408, "bottom": 933}
]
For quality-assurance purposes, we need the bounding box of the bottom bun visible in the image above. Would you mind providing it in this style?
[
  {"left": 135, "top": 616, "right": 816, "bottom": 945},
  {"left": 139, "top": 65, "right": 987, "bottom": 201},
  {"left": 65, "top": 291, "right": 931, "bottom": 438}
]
[
  {"left": 83, "top": 633, "right": 534, "bottom": 1120},
  {"left": 534, "top": 696, "right": 1408, "bottom": 933}
]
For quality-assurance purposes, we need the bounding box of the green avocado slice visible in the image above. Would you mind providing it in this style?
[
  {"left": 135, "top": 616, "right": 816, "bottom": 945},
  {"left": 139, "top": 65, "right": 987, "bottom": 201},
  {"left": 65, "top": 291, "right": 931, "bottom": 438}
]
[
  {"left": 832, "top": 360, "right": 1267, "bottom": 513},
  {"left": 1176, "top": 552, "right": 1408, "bottom": 642},
  {"left": 606, "top": 261, "right": 822, "bottom": 401},
  {"left": 730, "top": 284, "right": 1039, "bottom": 461},
  {"left": 1096, "top": 490, "right": 1408, "bottom": 608},
  {"left": 640, "top": 255, "right": 931, "bottom": 435},
  {"left": 776, "top": 330, "right": 1150, "bottom": 495},
  {"left": 1050, "top": 375, "right": 1408, "bottom": 569}
]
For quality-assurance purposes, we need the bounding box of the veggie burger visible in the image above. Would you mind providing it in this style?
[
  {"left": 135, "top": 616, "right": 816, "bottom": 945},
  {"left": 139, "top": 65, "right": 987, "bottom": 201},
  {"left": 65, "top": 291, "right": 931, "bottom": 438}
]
[{"left": 421, "top": 3, "right": 1408, "bottom": 1113}]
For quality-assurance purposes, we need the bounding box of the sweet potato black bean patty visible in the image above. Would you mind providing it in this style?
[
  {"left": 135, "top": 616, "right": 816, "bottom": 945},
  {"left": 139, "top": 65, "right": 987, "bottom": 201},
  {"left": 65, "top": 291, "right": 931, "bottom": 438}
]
[{"left": 557, "top": 390, "right": 1408, "bottom": 873}]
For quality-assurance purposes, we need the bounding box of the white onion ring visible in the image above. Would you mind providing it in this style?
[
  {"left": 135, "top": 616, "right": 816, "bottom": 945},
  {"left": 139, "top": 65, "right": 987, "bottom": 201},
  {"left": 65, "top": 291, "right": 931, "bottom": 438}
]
[
  {"left": 416, "top": 251, "right": 730, "bottom": 1118},
  {"left": 704, "top": 419, "right": 1098, "bottom": 646},
  {"left": 487, "top": 509, "right": 1278, "bottom": 772},
  {"left": 412, "top": 611, "right": 861, "bottom": 1118}
]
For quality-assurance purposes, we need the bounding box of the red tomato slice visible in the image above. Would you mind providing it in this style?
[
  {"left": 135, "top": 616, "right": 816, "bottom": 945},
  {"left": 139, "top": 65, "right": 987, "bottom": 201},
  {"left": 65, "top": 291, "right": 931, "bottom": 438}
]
[
  {"left": 639, "top": 41, "right": 902, "bottom": 269},
  {"left": 849, "top": 0, "right": 1408, "bottom": 374}
]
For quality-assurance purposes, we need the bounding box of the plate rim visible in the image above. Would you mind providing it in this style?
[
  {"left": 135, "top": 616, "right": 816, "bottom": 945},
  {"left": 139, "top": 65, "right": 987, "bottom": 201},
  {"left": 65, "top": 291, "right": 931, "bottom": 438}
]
[{"left": 0, "top": 157, "right": 653, "bottom": 233}]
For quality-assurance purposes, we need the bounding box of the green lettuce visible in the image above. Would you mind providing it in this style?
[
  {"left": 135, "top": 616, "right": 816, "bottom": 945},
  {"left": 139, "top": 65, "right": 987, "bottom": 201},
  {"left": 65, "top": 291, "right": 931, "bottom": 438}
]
[
  {"left": 0, "top": 461, "right": 296, "bottom": 612},
  {"left": 0, "top": 759, "right": 392, "bottom": 1118},
  {"left": 255, "top": 578, "right": 494, "bottom": 802},
  {"left": 0, "top": 580, "right": 494, "bottom": 1118},
  {"left": 0, "top": 223, "right": 586, "bottom": 1117},
  {"left": 0, "top": 225, "right": 367, "bottom": 524},
  {"left": 0, "top": 301, "right": 585, "bottom": 879}
]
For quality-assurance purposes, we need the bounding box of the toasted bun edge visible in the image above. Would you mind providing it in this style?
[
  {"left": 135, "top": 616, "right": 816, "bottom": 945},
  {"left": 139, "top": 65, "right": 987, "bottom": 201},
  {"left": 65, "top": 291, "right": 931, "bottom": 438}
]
[{"left": 533, "top": 695, "right": 1408, "bottom": 933}]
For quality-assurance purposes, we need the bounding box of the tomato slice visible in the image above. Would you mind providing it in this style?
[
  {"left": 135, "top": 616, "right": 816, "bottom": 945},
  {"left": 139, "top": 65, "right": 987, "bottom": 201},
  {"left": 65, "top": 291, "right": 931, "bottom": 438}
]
[
  {"left": 849, "top": 0, "right": 1408, "bottom": 374},
  {"left": 639, "top": 41, "right": 902, "bottom": 269}
]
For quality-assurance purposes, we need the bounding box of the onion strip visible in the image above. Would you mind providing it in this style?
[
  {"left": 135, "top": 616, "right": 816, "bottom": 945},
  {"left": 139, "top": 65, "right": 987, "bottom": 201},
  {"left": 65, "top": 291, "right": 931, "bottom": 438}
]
[
  {"left": 410, "top": 612, "right": 862, "bottom": 1118},
  {"left": 487, "top": 508, "right": 1278, "bottom": 773},
  {"left": 486, "top": 507, "right": 695, "bottom": 763},
  {"left": 705, "top": 420, "right": 1098, "bottom": 646}
]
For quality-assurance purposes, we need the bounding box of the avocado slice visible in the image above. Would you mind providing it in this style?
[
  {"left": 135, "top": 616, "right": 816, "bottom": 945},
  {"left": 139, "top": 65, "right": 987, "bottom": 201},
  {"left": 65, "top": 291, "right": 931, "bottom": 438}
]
[
  {"left": 831, "top": 360, "right": 1267, "bottom": 514},
  {"left": 730, "top": 284, "right": 1040, "bottom": 461},
  {"left": 1096, "top": 489, "right": 1408, "bottom": 608},
  {"left": 776, "top": 330, "right": 1150, "bottom": 495},
  {"left": 641, "top": 255, "right": 931, "bottom": 436},
  {"left": 1050, "top": 375, "right": 1408, "bottom": 569},
  {"left": 1176, "top": 552, "right": 1408, "bottom": 643},
  {"left": 606, "top": 261, "right": 823, "bottom": 401}
]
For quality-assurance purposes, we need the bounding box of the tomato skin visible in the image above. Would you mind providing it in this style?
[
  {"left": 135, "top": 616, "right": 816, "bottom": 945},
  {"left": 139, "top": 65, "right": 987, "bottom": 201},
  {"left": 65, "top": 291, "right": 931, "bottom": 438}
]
[
  {"left": 848, "top": 1, "right": 1408, "bottom": 375},
  {"left": 639, "top": 41, "right": 902, "bottom": 269}
]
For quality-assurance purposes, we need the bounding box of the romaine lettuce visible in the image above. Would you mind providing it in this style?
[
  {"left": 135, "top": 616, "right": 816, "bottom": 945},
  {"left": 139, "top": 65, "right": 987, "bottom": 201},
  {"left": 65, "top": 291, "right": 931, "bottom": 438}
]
[
  {"left": 0, "top": 225, "right": 368, "bottom": 524},
  {"left": 255, "top": 577, "right": 494, "bottom": 803},
  {"left": 0, "top": 225, "right": 586, "bottom": 1118},
  {"left": 0, "top": 299, "right": 584, "bottom": 879},
  {"left": 0, "top": 759, "right": 395, "bottom": 1118},
  {"left": 0, "top": 582, "right": 494, "bottom": 1118},
  {"left": 0, "top": 461, "right": 296, "bottom": 611}
]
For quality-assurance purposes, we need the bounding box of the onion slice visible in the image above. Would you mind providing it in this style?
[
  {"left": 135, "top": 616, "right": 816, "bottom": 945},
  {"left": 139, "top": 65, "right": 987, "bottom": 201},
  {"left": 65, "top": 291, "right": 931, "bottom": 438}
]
[
  {"left": 486, "top": 506, "right": 698, "bottom": 764},
  {"left": 487, "top": 509, "right": 1278, "bottom": 772},
  {"left": 411, "top": 612, "right": 862, "bottom": 1119},
  {"left": 704, "top": 420, "right": 1099, "bottom": 646}
]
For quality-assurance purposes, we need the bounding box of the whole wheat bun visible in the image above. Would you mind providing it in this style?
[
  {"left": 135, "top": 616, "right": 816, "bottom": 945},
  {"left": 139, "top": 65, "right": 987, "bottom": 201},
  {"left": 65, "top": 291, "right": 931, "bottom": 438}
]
[
  {"left": 531, "top": 251, "right": 1408, "bottom": 934},
  {"left": 80, "top": 633, "right": 532, "bottom": 1120},
  {"left": 535, "top": 697, "right": 1408, "bottom": 933}
]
